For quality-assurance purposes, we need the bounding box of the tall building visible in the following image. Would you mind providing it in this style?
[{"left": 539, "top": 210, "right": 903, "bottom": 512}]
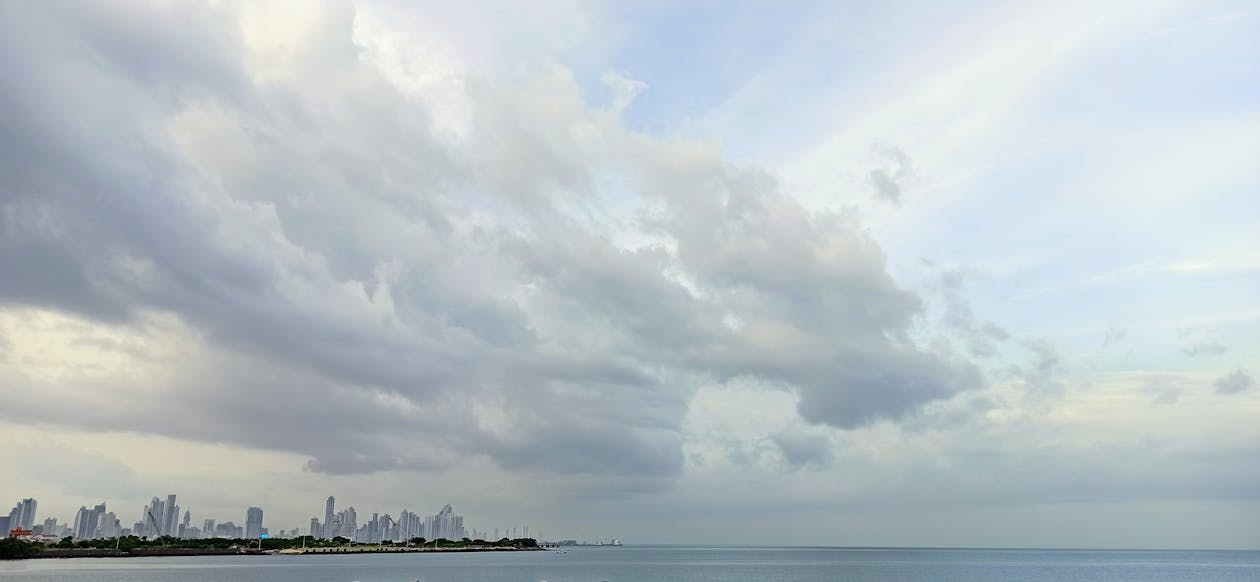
[
  {"left": 137, "top": 494, "right": 180, "bottom": 537},
  {"left": 245, "top": 507, "right": 264, "bottom": 539},
  {"left": 428, "top": 504, "right": 465, "bottom": 540},
  {"left": 309, "top": 517, "right": 321, "bottom": 538},
  {"left": 339, "top": 506, "right": 357, "bottom": 539},
  {"left": 398, "top": 509, "right": 422, "bottom": 541},
  {"left": 98, "top": 512, "right": 120, "bottom": 538},
  {"left": 162, "top": 495, "right": 179, "bottom": 538},
  {"left": 72, "top": 503, "right": 106, "bottom": 539},
  {"left": 7, "top": 498, "right": 37, "bottom": 530},
  {"left": 323, "top": 496, "right": 335, "bottom": 539},
  {"left": 203, "top": 519, "right": 216, "bottom": 538},
  {"left": 214, "top": 521, "right": 243, "bottom": 538},
  {"left": 409, "top": 504, "right": 469, "bottom": 541},
  {"left": 141, "top": 497, "right": 165, "bottom": 536},
  {"left": 180, "top": 510, "right": 191, "bottom": 539},
  {"left": 381, "top": 514, "right": 396, "bottom": 542}
]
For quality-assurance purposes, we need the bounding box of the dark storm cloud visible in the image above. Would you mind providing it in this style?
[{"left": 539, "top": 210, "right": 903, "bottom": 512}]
[{"left": 0, "top": 1, "right": 982, "bottom": 483}]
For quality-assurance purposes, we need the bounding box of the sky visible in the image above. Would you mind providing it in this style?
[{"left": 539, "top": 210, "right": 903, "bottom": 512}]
[{"left": 0, "top": 0, "right": 1257, "bottom": 549}]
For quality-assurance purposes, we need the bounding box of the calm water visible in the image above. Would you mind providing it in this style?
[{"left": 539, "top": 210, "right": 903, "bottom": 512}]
[{"left": 2, "top": 546, "right": 1258, "bottom": 582}]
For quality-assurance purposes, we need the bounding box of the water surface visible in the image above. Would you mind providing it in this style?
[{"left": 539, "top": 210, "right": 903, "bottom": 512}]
[{"left": 3, "top": 546, "right": 1258, "bottom": 582}]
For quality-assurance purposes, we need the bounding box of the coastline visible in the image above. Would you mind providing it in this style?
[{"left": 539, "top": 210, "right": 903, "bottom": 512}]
[
  {"left": 28, "top": 548, "right": 258, "bottom": 559},
  {"left": 18, "top": 546, "right": 546, "bottom": 560}
]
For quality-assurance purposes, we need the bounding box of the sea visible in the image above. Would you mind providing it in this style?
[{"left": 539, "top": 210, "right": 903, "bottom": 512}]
[{"left": 2, "top": 546, "right": 1258, "bottom": 582}]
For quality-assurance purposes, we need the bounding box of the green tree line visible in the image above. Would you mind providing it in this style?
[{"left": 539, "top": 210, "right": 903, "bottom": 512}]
[{"left": 2, "top": 535, "right": 539, "bottom": 558}]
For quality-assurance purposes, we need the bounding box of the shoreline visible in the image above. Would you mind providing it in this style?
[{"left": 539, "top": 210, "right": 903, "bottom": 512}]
[
  {"left": 289, "top": 546, "right": 546, "bottom": 556},
  {"left": 18, "top": 546, "right": 546, "bottom": 560}
]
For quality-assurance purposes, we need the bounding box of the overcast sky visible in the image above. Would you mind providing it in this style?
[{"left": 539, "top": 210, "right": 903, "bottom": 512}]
[{"left": 1, "top": 0, "right": 1257, "bottom": 549}]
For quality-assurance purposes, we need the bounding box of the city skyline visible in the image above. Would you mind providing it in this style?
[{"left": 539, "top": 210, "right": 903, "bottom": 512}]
[{"left": 4, "top": 495, "right": 542, "bottom": 544}]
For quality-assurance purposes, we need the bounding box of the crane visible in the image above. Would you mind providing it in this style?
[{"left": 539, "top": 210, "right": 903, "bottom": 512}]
[
  {"left": 381, "top": 514, "right": 400, "bottom": 545},
  {"left": 146, "top": 510, "right": 163, "bottom": 538}
]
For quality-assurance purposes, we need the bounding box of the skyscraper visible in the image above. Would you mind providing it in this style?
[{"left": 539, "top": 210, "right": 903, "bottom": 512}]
[
  {"left": 245, "top": 507, "right": 264, "bottom": 539},
  {"left": 7, "top": 498, "right": 37, "bottom": 530},
  {"left": 72, "top": 503, "right": 106, "bottom": 539},
  {"left": 98, "top": 512, "right": 120, "bottom": 538},
  {"left": 398, "top": 510, "right": 422, "bottom": 541},
  {"left": 342, "top": 506, "right": 356, "bottom": 539},
  {"left": 141, "top": 497, "right": 165, "bottom": 536},
  {"left": 323, "top": 496, "right": 335, "bottom": 539},
  {"left": 429, "top": 504, "right": 465, "bottom": 540},
  {"left": 162, "top": 494, "right": 178, "bottom": 538}
]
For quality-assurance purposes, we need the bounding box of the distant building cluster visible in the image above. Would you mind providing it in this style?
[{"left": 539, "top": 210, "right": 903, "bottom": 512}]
[
  {"left": 5, "top": 494, "right": 536, "bottom": 545},
  {"left": 3, "top": 495, "right": 268, "bottom": 543},
  {"left": 311, "top": 497, "right": 469, "bottom": 543},
  {"left": 0, "top": 498, "right": 38, "bottom": 537},
  {"left": 136, "top": 495, "right": 183, "bottom": 538}
]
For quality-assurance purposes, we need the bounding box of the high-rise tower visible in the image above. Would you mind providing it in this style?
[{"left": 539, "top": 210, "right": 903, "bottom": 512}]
[
  {"left": 323, "top": 496, "right": 335, "bottom": 539},
  {"left": 162, "top": 495, "right": 177, "bottom": 537},
  {"left": 7, "top": 498, "right": 37, "bottom": 530},
  {"left": 245, "top": 507, "right": 264, "bottom": 539}
]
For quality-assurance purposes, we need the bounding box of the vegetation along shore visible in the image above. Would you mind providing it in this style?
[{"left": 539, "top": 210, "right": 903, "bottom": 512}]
[{"left": 0, "top": 535, "right": 541, "bottom": 560}]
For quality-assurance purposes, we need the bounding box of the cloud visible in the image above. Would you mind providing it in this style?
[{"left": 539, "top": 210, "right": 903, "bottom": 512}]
[
  {"left": 937, "top": 268, "right": 1010, "bottom": 357},
  {"left": 0, "top": 0, "right": 979, "bottom": 489},
  {"left": 771, "top": 429, "right": 834, "bottom": 470},
  {"left": 1182, "top": 340, "right": 1228, "bottom": 357},
  {"left": 602, "top": 70, "right": 648, "bottom": 114},
  {"left": 0, "top": 0, "right": 1256, "bottom": 549},
  {"left": 866, "top": 146, "right": 912, "bottom": 205},
  {"left": 1141, "top": 375, "right": 1182, "bottom": 405},
  {"left": 1005, "top": 339, "right": 1066, "bottom": 395},
  {"left": 1100, "top": 327, "right": 1127, "bottom": 349},
  {"left": 1214, "top": 369, "right": 1255, "bottom": 395},
  {"left": 5, "top": 441, "right": 144, "bottom": 501}
]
